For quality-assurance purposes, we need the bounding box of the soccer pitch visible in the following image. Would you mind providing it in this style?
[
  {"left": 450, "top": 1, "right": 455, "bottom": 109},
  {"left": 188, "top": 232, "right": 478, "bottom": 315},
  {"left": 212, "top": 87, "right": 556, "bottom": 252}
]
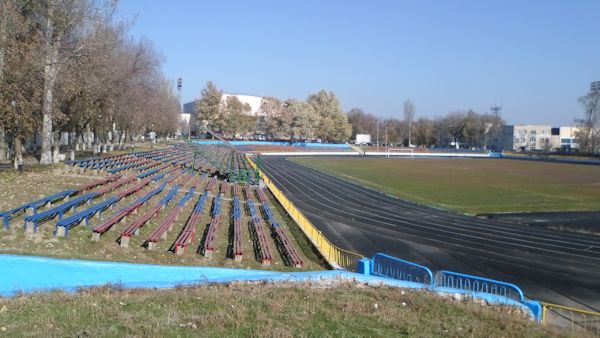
[{"left": 291, "top": 157, "right": 600, "bottom": 214}]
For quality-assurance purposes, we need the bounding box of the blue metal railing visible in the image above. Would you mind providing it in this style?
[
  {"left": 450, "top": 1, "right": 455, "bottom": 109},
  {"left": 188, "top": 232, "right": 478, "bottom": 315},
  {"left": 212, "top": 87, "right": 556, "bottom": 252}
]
[
  {"left": 371, "top": 253, "right": 434, "bottom": 285},
  {"left": 434, "top": 270, "right": 525, "bottom": 302}
]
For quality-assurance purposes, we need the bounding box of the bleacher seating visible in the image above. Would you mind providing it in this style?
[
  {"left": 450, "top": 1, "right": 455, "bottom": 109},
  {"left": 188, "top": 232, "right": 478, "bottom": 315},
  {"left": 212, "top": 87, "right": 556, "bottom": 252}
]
[
  {"left": 119, "top": 185, "right": 181, "bottom": 247},
  {"left": 172, "top": 191, "right": 209, "bottom": 255},
  {"left": 23, "top": 192, "right": 99, "bottom": 233},
  {"left": 232, "top": 184, "right": 243, "bottom": 261},
  {"left": 91, "top": 183, "right": 166, "bottom": 240},
  {"left": 96, "top": 176, "right": 137, "bottom": 196},
  {"left": 246, "top": 198, "right": 273, "bottom": 266},
  {"left": 259, "top": 192, "right": 304, "bottom": 268},
  {"left": 78, "top": 175, "right": 121, "bottom": 193},
  {"left": 1, "top": 189, "right": 78, "bottom": 229},
  {"left": 54, "top": 197, "right": 119, "bottom": 237},
  {"left": 145, "top": 187, "right": 197, "bottom": 250},
  {"left": 201, "top": 192, "right": 222, "bottom": 258}
]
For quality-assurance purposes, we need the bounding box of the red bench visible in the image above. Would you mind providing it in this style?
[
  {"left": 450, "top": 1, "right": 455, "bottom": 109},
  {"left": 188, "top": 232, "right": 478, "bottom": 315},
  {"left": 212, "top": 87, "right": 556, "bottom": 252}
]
[
  {"left": 272, "top": 226, "right": 304, "bottom": 268},
  {"left": 201, "top": 217, "right": 219, "bottom": 258},
  {"left": 119, "top": 204, "right": 162, "bottom": 247},
  {"left": 79, "top": 174, "right": 122, "bottom": 193},
  {"left": 145, "top": 207, "right": 181, "bottom": 250}
]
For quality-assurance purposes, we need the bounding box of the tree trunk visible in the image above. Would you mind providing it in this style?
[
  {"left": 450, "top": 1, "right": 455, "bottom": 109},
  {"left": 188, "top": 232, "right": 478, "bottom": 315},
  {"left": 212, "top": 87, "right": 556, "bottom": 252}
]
[
  {"left": 0, "top": 3, "right": 8, "bottom": 161},
  {"left": 92, "top": 131, "right": 99, "bottom": 155},
  {"left": 0, "top": 0, "right": 7, "bottom": 83},
  {"left": 0, "top": 125, "right": 6, "bottom": 161},
  {"left": 40, "top": 13, "right": 61, "bottom": 164},
  {"left": 13, "top": 136, "right": 22, "bottom": 170}
]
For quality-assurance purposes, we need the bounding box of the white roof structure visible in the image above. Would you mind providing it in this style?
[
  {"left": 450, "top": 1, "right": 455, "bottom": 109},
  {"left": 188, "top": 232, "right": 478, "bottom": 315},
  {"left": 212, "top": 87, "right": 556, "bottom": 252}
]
[
  {"left": 184, "top": 93, "right": 266, "bottom": 117},
  {"left": 221, "top": 94, "right": 265, "bottom": 117}
]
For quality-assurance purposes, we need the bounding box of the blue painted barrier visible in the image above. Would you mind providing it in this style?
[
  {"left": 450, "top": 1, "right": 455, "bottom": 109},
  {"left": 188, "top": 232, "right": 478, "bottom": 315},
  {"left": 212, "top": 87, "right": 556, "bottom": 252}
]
[
  {"left": 371, "top": 253, "right": 434, "bottom": 285},
  {"left": 434, "top": 270, "right": 525, "bottom": 303},
  {"left": 363, "top": 253, "right": 542, "bottom": 321},
  {"left": 193, "top": 140, "right": 351, "bottom": 148},
  {"left": 0, "top": 254, "right": 431, "bottom": 297}
]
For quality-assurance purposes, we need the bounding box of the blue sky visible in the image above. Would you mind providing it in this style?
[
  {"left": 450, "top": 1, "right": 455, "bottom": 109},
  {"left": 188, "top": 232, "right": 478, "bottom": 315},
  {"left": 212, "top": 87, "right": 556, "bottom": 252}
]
[{"left": 118, "top": 0, "right": 599, "bottom": 126}]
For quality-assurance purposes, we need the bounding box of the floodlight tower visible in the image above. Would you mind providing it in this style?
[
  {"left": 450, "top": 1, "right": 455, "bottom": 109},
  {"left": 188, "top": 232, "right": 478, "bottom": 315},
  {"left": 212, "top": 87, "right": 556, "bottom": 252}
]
[
  {"left": 490, "top": 103, "right": 502, "bottom": 119},
  {"left": 591, "top": 81, "right": 600, "bottom": 92}
]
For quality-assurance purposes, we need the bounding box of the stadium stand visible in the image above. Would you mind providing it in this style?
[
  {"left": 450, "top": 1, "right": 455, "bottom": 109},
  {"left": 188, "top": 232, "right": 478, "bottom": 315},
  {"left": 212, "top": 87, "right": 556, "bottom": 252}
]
[
  {"left": 119, "top": 184, "right": 182, "bottom": 247},
  {"left": 145, "top": 187, "right": 197, "bottom": 250}
]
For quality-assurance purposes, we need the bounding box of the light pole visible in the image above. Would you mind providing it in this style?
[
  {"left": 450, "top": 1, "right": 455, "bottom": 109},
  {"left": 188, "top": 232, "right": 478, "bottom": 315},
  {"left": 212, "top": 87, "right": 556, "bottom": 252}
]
[
  {"left": 376, "top": 118, "right": 379, "bottom": 152},
  {"left": 385, "top": 119, "right": 388, "bottom": 153}
]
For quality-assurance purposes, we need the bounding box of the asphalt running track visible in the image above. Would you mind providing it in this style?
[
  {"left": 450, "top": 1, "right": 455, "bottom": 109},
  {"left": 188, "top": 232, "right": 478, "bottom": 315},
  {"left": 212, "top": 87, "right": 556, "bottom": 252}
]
[{"left": 260, "top": 156, "right": 600, "bottom": 311}]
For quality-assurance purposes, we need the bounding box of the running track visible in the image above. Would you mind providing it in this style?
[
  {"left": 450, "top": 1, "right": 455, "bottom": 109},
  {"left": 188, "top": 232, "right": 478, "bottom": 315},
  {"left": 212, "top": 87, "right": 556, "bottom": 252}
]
[{"left": 260, "top": 156, "right": 600, "bottom": 311}]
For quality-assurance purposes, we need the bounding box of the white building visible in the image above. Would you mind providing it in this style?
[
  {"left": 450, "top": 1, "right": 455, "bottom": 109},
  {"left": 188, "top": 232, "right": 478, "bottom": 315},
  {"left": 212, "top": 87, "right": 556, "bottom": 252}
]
[
  {"left": 221, "top": 94, "right": 264, "bottom": 117},
  {"left": 502, "top": 124, "right": 580, "bottom": 151},
  {"left": 558, "top": 126, "right": 579, "bottom": 150},
  {"left": 176, "top": 113, "right": 191, "bottom": 136},
  {"left": 512, "top": 125, "right": 552, "bottom": 151},
  {"left": 183, "top": 94, "right": 265, "bottom": 117}
]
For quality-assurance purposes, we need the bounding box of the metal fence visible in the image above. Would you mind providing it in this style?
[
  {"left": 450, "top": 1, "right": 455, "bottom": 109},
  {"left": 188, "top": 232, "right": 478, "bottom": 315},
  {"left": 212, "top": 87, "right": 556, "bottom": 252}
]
[
  {"left": 371, "top": 253, "right": 433, "bottom": 285},
  {"left": 541, "top": 302, "right": 600, "bottom": 337},
  {"left": 434, "top": 270, "right": 525, "bottom": 302},
  {"left": 246, "top": 155, "right": 363, "bottom": 270}
]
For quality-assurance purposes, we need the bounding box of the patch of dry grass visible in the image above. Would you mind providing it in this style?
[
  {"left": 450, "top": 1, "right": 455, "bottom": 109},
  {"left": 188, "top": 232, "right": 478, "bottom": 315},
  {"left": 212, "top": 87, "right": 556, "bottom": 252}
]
[{"left": 0, "top": 282, "right": 572, "bottom": 338}]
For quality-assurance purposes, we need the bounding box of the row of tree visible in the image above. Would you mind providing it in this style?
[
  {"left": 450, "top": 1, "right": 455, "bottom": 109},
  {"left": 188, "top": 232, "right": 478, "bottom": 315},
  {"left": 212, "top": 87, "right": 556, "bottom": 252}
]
[
  {"left": 193, "top": 82, "right": 352, "bottom": 142},
  {"left": 0, "top": 0, "right": 180, "bottom": 166},
  {"left": 348, "top": 106, "right": 504, "bottom": 149}
]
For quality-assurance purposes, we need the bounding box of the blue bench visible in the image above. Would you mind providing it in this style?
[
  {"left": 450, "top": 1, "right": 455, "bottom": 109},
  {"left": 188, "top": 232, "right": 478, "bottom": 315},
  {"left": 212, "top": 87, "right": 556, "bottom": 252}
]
[
  {"left": 1, "top": 189, "right": 79, "bottom": 229},
  {"left": 158, "top": 185, "right": 180, "bottom": 207},
  {"left": 65, "top": 157, "right": 101, "bottom": 166},
  {"left": 211, "top": 194, "right": 222, "bottom": 217},
  {"left": 107, "top": 163, "right": 136, "bottom": 174},
  {"left": 23, "top": 192, "right": 99, "bottom": 232},
  {"left": 260, "top": 203, "right": 275, "bottom": 223},
  {"left": 137, "top": 167, "right": 161, "bottom": 179},
  {"left": 55, "top": 197, "right": 119, "bottom": 237}
]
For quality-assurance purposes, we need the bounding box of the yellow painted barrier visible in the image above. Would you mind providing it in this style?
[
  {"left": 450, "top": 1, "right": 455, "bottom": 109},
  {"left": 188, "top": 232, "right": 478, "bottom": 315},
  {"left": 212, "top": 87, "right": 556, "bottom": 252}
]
[
  {"left": 246, "top": 155, "right": 363, "bottom": 270},
  {"left": 541, "top": 302, "right": 600, "bottom": 336}
]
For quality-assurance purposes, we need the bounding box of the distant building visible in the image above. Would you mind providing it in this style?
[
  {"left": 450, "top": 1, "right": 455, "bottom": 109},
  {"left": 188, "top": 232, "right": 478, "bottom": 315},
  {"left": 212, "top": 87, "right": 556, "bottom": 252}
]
[
  {"left": 183, "top": 94, "right": 265, "bottom": 117},
  {"left": 499, "top": 125, "right": 516, "bottom": 151},
  {"left": 182, "top": 101, "right": 195, "bottom": 114},
  {"left": 222, "top": 94, "right": 264, "bottom": 116},
  {"left": 512, "top": 125, "right": 552, "bottom": 151},
  {"left": 501, "top": 124, "right": 579, "bottom": 152},
  {"left": 355, "top": 134, "right": 371, "bottom": 145},
  {"left": 176, "top": 113, "right": 191, "bottom": 136},
  {"left": 559, "top": 126, "right": 579, "bottom": 151}
]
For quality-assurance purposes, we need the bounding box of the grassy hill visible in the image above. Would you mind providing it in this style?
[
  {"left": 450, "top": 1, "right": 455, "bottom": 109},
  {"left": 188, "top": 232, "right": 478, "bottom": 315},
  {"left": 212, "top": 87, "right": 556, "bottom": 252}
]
[{"left": 0, "top": 282, "right": 570, "bottom": 337}]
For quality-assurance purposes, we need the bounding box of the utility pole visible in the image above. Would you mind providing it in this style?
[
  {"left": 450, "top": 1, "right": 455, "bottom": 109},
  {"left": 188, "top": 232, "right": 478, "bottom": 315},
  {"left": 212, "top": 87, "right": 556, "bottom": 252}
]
[
  {"left": 376, "top": 118, "right": 380, "bottom": 152},
  {"left": 385, "top": 120, "right": 388, "bottom": 153}
]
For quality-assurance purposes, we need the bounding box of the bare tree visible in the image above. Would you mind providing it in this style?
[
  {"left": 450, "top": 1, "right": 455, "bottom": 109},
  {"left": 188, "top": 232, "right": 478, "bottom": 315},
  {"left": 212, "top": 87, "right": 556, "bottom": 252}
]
[
  {"left": 403, "top": 100, "right": 415, "bottom": 146},
  {"left": 577, "top": 89, "right": 600, "bottom": 154}
]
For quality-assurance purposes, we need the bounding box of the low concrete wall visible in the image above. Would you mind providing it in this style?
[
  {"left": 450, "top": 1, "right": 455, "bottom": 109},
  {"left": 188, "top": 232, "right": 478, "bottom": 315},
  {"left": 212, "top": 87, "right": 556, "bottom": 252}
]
[
  {"left": 0, "top": 254, "right": 535, "bottom": 319},
  {"left": 365, "top": 152, "right": 492, "bottom": 158},
  {"left": 260, "top": 152, "right": 360, "bottom": 156}
]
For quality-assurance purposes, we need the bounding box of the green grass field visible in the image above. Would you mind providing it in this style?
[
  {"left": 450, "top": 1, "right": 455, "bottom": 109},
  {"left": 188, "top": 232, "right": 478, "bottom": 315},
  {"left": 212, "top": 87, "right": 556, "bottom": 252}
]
[
  {"left": 0, "top": 283, "right": 568, "bottom": 338},
  {"left": 291, "top": 157, "right": 600, "bottom": 214}
]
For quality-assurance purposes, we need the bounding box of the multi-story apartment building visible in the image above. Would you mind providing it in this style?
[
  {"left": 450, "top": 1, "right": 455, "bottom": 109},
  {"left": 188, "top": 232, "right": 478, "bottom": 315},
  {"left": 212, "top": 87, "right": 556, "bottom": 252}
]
[{"left": 501, "top": 125, "right": 579, "bottom": 151}]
